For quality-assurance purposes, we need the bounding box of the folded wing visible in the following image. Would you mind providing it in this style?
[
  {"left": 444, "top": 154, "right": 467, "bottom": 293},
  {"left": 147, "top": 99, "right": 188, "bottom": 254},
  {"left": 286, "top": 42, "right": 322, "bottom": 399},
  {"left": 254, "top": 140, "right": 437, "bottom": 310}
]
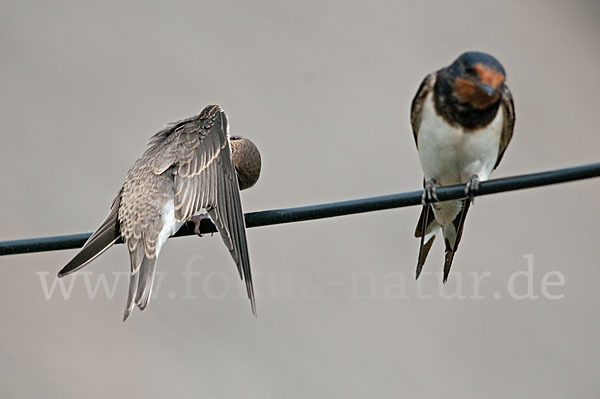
[
  {"left": 57, "top": 190, "right": 122, "bottom": 277},
  {"left": 154, "top": 105, "right": 256, "bottom": 314}
]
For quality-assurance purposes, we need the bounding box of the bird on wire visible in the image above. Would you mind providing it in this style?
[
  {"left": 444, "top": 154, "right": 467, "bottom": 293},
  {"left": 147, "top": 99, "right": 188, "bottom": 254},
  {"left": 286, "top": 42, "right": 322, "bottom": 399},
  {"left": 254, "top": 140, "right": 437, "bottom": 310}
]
[
  {"left": 410, "top": 51, "right": 515, "bottom": 282},
  {"left": 58, "top": 104, "right": 261, "bottom": 321}
]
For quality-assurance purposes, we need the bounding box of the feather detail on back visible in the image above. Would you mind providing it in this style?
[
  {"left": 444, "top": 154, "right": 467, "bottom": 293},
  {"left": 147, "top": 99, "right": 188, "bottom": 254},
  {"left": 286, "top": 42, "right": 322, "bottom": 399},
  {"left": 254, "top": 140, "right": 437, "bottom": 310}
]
[
  {"left": 59, "top": 105, "right": 257, "bottom": 320},
  {"left": 168, "top": 105, "right": 256, "bottom": 314},
  {"left": 119, "top": 105, "right": 256, "bottom": 318}
]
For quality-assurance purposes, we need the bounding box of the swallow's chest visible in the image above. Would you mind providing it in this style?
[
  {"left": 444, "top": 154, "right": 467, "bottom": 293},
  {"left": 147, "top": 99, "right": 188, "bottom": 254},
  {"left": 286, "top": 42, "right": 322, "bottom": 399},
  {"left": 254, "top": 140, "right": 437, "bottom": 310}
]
[{"left": 416, "top": 94, "right": 503, "bottom": 184}]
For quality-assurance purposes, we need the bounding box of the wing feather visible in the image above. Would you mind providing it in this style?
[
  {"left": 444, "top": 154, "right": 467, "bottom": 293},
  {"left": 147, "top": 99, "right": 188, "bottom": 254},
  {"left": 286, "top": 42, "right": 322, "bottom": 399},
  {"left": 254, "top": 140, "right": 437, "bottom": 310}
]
[
  {"left": 170, "top": 105, "right": 256, "bottom": 314},
  {"left": 118, "top": 105, "right": 256, "bottom": 317},
  {"left": 410, "top": 73, "right": 436, "bottom": 147},
  {"left": 57, "top": 190, "right": 122, "bottom": 277},
  {"left": 494, "top": 85, "right": 515, "bottom": 169}
]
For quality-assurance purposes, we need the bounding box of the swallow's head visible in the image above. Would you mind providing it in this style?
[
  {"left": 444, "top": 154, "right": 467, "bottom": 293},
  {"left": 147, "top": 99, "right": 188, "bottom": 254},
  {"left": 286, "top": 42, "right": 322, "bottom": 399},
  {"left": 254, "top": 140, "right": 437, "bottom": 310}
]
[
  {"left": 448, "top": 51, "right": 506, "bottom": 109},
  {"left": 230, "top": 136, "right": 261, "bottom": 190}
]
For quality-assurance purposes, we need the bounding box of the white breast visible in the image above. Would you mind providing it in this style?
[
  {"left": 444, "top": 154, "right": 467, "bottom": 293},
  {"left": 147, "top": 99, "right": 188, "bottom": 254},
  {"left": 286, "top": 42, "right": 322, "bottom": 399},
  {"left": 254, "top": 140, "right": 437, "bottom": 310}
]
[{"left": 416, "top": 93, "right": 503, "bottom": 185}]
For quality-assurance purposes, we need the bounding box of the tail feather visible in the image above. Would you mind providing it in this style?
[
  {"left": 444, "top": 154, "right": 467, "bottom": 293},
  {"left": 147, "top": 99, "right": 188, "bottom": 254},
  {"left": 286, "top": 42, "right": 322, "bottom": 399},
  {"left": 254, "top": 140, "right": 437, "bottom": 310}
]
[
  {"left": 58, "top": 192, "right": 122, "bottom": 277},
  {"left": 135, "top": 256, "right": 158, "bottom": 310},
  {"left": 415, "top": 204, "right": 440, "bottom": 279},
  {"left": 123, "top": 243, "right": 158, "bottom": 321},
  {"left": 441, "top": 200, "right": 471, "bottom": 283},
  {"left": 123, "top": 246, "right": 143, "bottom": 321},
  {"left": 123, "top": 276, "right": 140, "bottom": 321}
]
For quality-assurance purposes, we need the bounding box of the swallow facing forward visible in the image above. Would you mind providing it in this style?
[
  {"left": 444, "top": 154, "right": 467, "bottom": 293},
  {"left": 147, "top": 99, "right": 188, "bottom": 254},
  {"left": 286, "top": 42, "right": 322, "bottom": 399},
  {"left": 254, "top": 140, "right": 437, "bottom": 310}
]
[
  {"left": 58, "top": 105, "right": 261, "bottom": 320},
  {"left": 411, "top": 51, "right": 515, "bottom": 282}
]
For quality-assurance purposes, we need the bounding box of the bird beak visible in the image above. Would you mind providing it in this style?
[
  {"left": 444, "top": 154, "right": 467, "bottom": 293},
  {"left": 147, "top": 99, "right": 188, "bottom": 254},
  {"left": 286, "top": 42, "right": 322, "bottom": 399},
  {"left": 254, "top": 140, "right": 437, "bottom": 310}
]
[{"left": 476, "top": 82, "right": 497, "bottom": 97}]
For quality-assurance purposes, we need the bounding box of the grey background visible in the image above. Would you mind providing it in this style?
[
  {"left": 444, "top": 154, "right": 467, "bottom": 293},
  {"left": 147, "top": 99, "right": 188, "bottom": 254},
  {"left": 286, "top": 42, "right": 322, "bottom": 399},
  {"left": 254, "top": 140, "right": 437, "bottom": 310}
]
[{"left": 1, "top": 0, "right": 599, "bottom": 398}]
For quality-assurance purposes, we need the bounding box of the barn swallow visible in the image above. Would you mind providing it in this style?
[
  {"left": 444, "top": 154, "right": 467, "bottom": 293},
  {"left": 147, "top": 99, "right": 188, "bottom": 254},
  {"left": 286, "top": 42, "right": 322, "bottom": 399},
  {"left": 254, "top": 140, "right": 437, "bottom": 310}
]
[
  {"left": 57, "top": 105, "right": 261, "bottom": 320},
  {"left": 410, "top": 51, "right": 515, "bottom": 282}
]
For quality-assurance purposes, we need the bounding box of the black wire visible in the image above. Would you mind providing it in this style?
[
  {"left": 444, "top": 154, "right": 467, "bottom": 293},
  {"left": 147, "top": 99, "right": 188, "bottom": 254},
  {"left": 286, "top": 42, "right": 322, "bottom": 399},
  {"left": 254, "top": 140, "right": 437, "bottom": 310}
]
[{"left": 1, "top": 162, "right": 599, "bottom": 257}]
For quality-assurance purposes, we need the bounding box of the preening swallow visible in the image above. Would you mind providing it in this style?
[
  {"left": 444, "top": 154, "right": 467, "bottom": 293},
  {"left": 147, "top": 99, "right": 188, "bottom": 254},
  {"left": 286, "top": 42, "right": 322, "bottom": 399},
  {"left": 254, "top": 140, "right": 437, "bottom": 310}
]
[
  {"left": 58, "top": 105, "right": 261, "bottom": 320},
  {"left": 410, "top": 51, "right": 515, "bottom": 282}
]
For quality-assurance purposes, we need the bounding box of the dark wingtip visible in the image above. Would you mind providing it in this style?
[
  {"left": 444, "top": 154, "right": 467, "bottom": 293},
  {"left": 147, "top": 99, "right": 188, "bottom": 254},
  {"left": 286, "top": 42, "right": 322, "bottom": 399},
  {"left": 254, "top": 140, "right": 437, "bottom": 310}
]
[
  {"left": 247, "top": 280, "right": 257, "bottom": 317},
  {"left": 123, "top": 309, "right": 132, "bottom": 322},
  {"left": 415, "top": 263, "right": 424, "bottom": 280},
  {"left": 57, "top": 234, "right": 120, "bottom": 279},
  {"left": 57, "top": 262, "right": 78, "bottom": 278}
]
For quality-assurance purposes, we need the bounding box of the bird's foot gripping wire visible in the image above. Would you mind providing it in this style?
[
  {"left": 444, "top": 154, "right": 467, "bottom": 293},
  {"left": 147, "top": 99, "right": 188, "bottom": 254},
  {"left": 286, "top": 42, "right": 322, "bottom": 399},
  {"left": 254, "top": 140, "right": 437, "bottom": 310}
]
[
  {"left": 421, "top": 179, "right": 440, "bottom": 210},
  {"left": 190, "top": 213, "right": 213, "bottom": 237},
  {"left": 464, "top": 175, "right": 481, "bottom": 204}
]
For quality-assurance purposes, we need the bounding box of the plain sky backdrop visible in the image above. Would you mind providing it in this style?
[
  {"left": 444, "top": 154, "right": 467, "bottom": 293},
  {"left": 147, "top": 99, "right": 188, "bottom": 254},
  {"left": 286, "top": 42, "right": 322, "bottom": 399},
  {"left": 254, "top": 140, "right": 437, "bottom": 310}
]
[{"left": 1, "top": 1, "right": 599, "bottom": 398}]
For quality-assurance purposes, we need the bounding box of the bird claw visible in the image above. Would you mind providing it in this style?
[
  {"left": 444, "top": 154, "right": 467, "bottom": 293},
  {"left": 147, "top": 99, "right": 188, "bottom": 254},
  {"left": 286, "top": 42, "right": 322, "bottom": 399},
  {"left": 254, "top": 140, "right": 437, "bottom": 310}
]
[
  {"left": 464, "top": 175, "right": 480, "bottom": 204},
  {"left": 190, "top": 214, "right": 211, "bottom": 237},
  {"left": 421, "top": 179, "right": 440, "bottom": 210}
]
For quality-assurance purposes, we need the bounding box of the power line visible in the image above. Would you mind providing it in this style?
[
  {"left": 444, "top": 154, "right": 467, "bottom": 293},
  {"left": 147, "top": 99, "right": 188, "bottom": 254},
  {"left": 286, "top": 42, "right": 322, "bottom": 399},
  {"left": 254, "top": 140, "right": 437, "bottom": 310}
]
[{"left": 1, "top": 162, "right": 599, "bottom": 257}]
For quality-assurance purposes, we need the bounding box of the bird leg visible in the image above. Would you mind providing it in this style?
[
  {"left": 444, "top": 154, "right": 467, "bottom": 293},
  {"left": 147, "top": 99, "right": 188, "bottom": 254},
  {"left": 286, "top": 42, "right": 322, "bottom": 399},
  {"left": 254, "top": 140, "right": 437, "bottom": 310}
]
[
  {"left": 464, "top": 175, "right": 480, "bottom": 204},
  {"left": 422, "top": 178, "right": 440, "bottom": 210},
  {"left": 190, "top": 213, "right": 213, "bottom": 237}
]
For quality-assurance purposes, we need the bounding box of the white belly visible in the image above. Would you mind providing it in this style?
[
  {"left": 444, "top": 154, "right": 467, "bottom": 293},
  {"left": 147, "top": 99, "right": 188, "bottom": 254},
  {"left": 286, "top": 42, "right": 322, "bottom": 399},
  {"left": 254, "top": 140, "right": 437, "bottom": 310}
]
[
  {"left": 156, "top": 200, "right": 184, "bottom": 256},
  {"left": 416, "top": 93, "right": 503, "bottom": 186}
]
